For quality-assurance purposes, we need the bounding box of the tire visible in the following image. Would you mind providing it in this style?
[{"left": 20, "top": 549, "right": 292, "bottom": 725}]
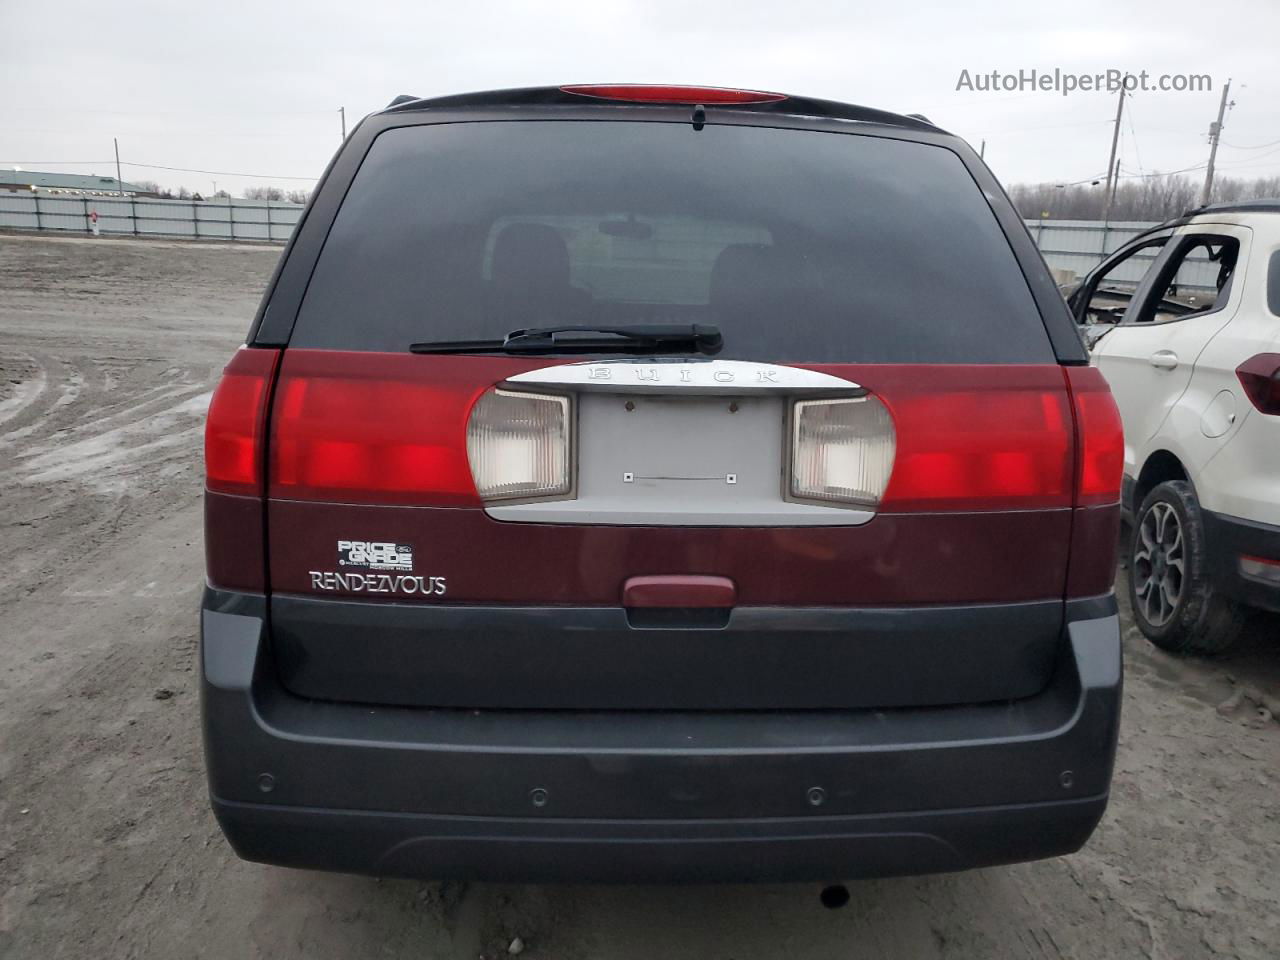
[{"left": 1128, "top": 480, "right": 1248, "bottom": 655}]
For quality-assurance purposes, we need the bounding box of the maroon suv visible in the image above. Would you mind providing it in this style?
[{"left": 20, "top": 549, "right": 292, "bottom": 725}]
[{"left": 201, "top": 84, "right": 1125, "bottom": 882}]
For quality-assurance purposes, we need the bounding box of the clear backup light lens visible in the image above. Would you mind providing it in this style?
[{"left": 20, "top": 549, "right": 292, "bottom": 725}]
[
  {"left": 790, "top": 396, "right": 896, "bottom": 507},
  {"left": 467, "top": 388, "right": 571, "bottom": 501}
]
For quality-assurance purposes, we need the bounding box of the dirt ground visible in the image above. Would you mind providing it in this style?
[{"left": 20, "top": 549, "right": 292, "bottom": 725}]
[{"left": 0, "top": 233, "right": 1277, "bottom": 960}]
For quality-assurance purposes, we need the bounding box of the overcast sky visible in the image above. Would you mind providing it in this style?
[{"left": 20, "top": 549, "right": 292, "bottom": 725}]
[{"left": 4, "top": 0, "right": 1279, "bottom": 200}]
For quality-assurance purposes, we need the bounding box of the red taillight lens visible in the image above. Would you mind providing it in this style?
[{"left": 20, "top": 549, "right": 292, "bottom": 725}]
[
  {"left": 205, "top": 347, "right": 280, "bottom": 496},
  {"left": 1237, "top": 353, "right": 1280, "bottom": 415},
  {"left": 268, "top": 351, "right": 547, "bottom": 506},
  {"left": 1066, "top": 367, "right": 1124, "bottom": 507},
  {"left": 560, "top": 84, "right": 786, "bottom": 104},
  {"left": 866, "top": 367, "right": 1075, "bottom": 512}
]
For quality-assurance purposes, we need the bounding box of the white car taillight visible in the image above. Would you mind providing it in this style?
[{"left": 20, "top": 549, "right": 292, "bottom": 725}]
[
  {"left": 789, "top": 396, "right": 895, "bottom": 507},
  {"left": 467, "top": 388, "right": 572, "bottom": 501}
]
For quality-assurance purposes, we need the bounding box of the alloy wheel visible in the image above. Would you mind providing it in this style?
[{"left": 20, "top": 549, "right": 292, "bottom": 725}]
[{"left": 1132, "top": 501, "right": 1184, "bottom": 627}]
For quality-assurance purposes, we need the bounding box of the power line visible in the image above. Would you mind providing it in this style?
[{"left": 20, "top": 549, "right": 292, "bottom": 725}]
[
  {"left": 1221, "top": 137, "right": 1280, "bottom": 150},
  {"left": 1214, "top": 142, "right": 1280, "bottom": 165},
  {"left": 121, "top": 161, "right": 317, "bottom": 181},
  {"left": 1118, "top": 161, "right": 1208, "bottom": 180},
  {"left": 1211, "top": 154, "right": 1280, "bottom": 172},
  {"left": 1058, "top": 171, "right": 1111, "bottom": 186},
  {"left": 1124, "top": 94, "right": 1145, "bottom": 178}
]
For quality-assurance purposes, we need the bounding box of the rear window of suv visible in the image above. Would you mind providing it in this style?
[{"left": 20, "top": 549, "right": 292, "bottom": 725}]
[{"left": 292, "top": 121, "right": 1053, "bottom": 363}]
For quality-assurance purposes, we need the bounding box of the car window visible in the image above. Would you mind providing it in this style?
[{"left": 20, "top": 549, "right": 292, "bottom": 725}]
[
  {"left": 1079, "top": 238, "right": 1167, "bottom": 327},
  {"left": 291, "top": 121, "right": 1054, "bottom": 363},
  {"left": 480, "top": 214, "right": 774, "bottom": 306},
  {"left": 1137, "top": 235, "right": 1239, "bottom": 324}
]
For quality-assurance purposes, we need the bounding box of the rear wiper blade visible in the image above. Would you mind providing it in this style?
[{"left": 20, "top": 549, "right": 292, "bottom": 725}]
[{"left": 410, "top": 324, "right": 723, "bottom": 356}]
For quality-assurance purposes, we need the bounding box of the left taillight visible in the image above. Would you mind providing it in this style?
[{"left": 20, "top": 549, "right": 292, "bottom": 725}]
[
  {"left": 1237, "top": 353, "right": 1280, "bottom": 415},
  {"left": 205, "top": 347, "right": 280, "bottom": 496},
  {"left": 204, "top": 347, "right": 280, "bottom": 593}
]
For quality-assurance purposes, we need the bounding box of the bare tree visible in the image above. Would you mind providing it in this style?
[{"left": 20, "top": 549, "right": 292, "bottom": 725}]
[
  {"left": 285, "top": 189, "right": 310, "bottom": 205},
  {"left": 244, "top": 185, "right": 285, "bottom": 201},
  {"left": 1009, "top": 173, "right": 1280, "bottom": 222}
]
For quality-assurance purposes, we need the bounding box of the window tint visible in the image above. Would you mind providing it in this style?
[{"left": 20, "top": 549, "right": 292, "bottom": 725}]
[
  {"left": 1139, "top": 235, "right": 1239, "bottom": 324},
  {"left": 292, "top": 121, "right": 1053, "bottom": 362}
]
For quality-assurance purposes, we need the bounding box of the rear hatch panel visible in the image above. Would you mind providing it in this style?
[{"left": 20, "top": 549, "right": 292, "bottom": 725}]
[{"left": 257, "top": 114, "right": 1083, "bottom": 713}]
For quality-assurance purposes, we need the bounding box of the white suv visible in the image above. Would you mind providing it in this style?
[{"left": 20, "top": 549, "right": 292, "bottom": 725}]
[{"left": 1070, "top": 201, "right": 1280, "bottom": 653}]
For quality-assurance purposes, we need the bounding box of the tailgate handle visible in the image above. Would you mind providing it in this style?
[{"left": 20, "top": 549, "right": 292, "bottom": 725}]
[{"left": 622, "top": 575, "right": 737, "bottom": 608}]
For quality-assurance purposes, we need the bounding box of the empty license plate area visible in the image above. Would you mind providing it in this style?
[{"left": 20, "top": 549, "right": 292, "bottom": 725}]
[{"left": 484, "top": 392, "right": 874, "bottom": 526}]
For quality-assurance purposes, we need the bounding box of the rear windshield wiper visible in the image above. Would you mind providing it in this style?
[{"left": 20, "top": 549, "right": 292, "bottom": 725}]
[{"left": 410, "top": 324, "right": 723, "bottom": 356}]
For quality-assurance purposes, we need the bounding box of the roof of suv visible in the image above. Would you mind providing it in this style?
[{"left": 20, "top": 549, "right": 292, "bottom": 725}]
[
  {"left": 379, "top": 85, "right": 945, "bottom": 134},
  {"left": 1185, "top": 199, "right": 1280, "bottom": 217},
  {"left": 1113, "top": 199, "right": 1280, "bottom": 248}
]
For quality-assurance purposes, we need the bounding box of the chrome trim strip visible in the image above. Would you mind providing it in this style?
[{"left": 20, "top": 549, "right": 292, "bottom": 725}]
[{"left": 507, "top": 359, "right": 863, "bottom": 393}]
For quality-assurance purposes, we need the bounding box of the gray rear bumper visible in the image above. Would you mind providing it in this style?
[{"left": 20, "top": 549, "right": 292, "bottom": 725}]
[{"left": 201, "top": 589, "right": 1121, "bottom": 882}]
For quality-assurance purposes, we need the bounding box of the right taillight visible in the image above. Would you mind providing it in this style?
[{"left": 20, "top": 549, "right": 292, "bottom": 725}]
[
  {"left": 869, "top": 368, "right": 1075, "bottom": 512},
  {"left": 789, "top": 396, "right": 895, "bottom": 507},
  {"left": 466, "top": 388, "right": 572, "bottom": 501},
  {"left": 1237, "top": 353, "right": 1280, "bottom": 415},
  {"left": 1065, "top": 366, "right": 1125, "bottom": 507}
]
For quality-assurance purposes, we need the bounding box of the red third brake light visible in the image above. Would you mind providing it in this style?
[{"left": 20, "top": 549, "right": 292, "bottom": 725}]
[
  {"left": 561, "top": 84, "right": 787, "bottom": 104},
  {"left": 205, "top": 347, "right": 280, "bottom": 496},
  {"left": 1237, "top": 353, "right": 1280, "bottom": 415}
]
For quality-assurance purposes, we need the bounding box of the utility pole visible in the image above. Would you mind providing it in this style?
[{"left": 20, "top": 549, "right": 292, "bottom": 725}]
[
  {"left": 1201, "top": 78, "right": 1234, "bottom": 206},
  {"left": 1102, "top": 77, "right": 1128, "bottom": 217},
  {"left": 339, "top": 106, "right": 346, "bottom": 141},
  {"left": 114, "top": 137, "right": 124, "bottom": 197},
  {"left": 1103, "top": 156, "right": 1121, "bottom": 222}
]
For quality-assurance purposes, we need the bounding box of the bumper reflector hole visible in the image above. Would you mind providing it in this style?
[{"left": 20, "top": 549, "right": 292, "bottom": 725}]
[
  {"left": 1060, "top": 770, "right": 1075, "bottom": 789},
  {"left": 257, "top": 773, "right": 275, "bottom": 794},
  {"left": 820, "top": 885, "right": 850, "bottom": 909},
  {"left": 806, "top": 786, "right": 826, "bottom": 807},
  {"left": 530, "top": 787, "right": 549, "bottom": 808}
]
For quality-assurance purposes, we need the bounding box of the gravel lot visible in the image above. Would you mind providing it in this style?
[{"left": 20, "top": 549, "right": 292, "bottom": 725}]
[{"left": 1, "top": 233, "right": 1278, "bottom": 960}]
